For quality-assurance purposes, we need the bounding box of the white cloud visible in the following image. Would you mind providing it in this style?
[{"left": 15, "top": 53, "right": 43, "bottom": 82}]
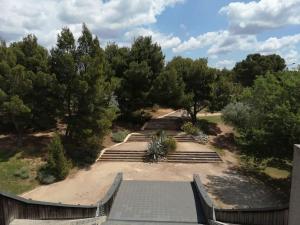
[
  {"left": 257, "top": 34, "right": 300, "bottom": 53},
  {"left": 283, "top": 49, "right": 300, "bottom": 66},
  {"left": 173, "top": 31, "right": 227, "bottom": 53},
  {"left": 125, "top": 28, "right": 181, "bottom": 49},
  {"left": 220, "top": 0, "right": 300, "bottom": 34},
  {"left": 0, "top": 0, "right": 184, "bottom": 47},
  {"left": 173, "top": 30, "right": 257, "bottom": 56},
  {"left": 215, "top": 59, "right": 235, "bottom": 69}
]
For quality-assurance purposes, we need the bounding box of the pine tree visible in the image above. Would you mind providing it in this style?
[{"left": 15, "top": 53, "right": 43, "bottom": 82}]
[{"left": 47, "top": 133, "right": 70, "bottom": 180}]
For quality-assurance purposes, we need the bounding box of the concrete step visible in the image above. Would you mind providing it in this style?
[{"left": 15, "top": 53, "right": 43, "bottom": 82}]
[
  {"left": 100, "top": 151, "right": 222, "bottom": 163},
  {"left": 10, "top": 217, "right": 106, "bottom": 225},
  {"left": 127, "top": 135, "right": 196, "bottom": 142}
]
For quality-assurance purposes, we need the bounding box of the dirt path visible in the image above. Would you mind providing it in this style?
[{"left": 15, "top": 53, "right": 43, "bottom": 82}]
[{"left": 22, "top": 158, "right": 285, "bottom": 208}]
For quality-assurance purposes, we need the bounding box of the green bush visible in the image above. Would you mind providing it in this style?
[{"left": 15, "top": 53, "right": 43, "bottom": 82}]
[
  {"left": 181, "top": 122, "right": 199, "bottom": 135},
  {"left": 46, "top": 133, "right": 70, "bottom": 180},
  {"left": 147, "top": 135, "right": 165, "bottom": 162},
  {"left": 162, "top": 137, "right": 177, "bottom": 153},
  {"left": 222, "top": 71, "right": 300, "bottom": 157},
  {"left": 37, "top": 168, "right": 56, "bottom": 184},
  {"left": 112, "top": 130, "right": 130, "bottom": 142},
  {"left": 13, "top": 167, "right": 29, "bottom": 179},
  {"left": 147, "top": 131, "right": 177, "bottom": 161}
]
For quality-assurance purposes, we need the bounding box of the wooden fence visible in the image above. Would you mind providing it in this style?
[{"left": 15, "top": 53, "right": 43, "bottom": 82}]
[
  {"left": 193, "top": 174, "right": 289, "bottom": 225},
  {"left": 193, "top": 174, "right": 215, "bottom": 222},
  {"left": 215, "top": 205, "right": 289, "bottom": 225},
  {"left": 0, "top": 173, "right": 123, "bottom": 225}
]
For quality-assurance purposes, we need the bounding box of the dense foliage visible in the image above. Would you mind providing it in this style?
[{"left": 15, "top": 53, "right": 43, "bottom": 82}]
[
  {"left": 1, "top": 22, "right": 297, "bottom": 166},
  {"left": 233, "top": 53, "right": 286, "bottom": 86},
  {"left": 223, "top": 71, "right": 300, "bottom": 157}
]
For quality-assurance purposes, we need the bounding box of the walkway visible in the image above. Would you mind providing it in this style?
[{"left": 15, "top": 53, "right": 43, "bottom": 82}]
[{"left": 108, "top": 180, "right": 205, "bottom": 224}]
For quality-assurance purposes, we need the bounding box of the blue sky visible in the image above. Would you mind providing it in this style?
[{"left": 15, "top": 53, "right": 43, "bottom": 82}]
[{"left": 1, "top": 0, "right": 300, "bottom": 68}]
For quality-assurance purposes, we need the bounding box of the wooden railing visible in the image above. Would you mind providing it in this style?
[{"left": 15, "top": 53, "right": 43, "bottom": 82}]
[
  {"left": 96, "top": 172, "right": 123, "bottom": 216},
  {"left": 193, "top": 174, "right": 215, "bottom": 222},
  {"left": 193, "top": 174, "right": 289, "bottom": 225},
  {"left": 0, "top": 173, "right": 123, "bottom": 225},
  {"left": 215, "top": 205, "right": 289, "bottom": 225}
]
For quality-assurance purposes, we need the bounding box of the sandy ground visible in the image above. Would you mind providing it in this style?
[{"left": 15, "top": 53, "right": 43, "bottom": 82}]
[
  {"left": 22, "top": 142, "right": 285, "bottom": 209},
  {"left": 20, "top": 110, "right": 286, "bottom": 209}
]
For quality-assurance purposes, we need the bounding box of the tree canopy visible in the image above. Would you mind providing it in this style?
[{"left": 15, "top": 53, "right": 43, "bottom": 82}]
[{"left": 233, "top": 53, "right": 286, "bottom": 86}]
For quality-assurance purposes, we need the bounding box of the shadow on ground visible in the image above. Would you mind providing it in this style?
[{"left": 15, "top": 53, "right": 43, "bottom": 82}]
[
  {"left": 0, "top": 134, "right": 52, "bottom": 161},
  {"left": 206, "top": 168, "right": 288, "bottom": 209},
  {"left": 197, "top": 119, "right": 222, "bottom": 136}
]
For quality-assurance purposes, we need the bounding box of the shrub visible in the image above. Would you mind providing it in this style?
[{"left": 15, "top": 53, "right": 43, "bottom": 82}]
[
  {"left": 37, "top": 168, "right": 56, "bottom": 184},
  {"left": 46, "top": 133, "right": 70, "bottom": 180},
  {"left": 147, "top": 131, "right": 177, "bottom": 161},
  {"left": 147, "top": 135, "right": 166, "bottom": 162},
  {"left": 194, "top": 132, "right": 209, "bottom": 144},
  {"left": 181, "top": 122, "right": 199, "bottom": 135},
  {"left": 112, "top": 130, "right": 130, "bottom": 142},
  {"left": 222, "top": 102, "right": 252, "bottom": 128},
  {"left": 14, "top": 167, "right": 29, "bottom": 179},
  {"left": 162, "top": 137, "right": 177, "bottom": 153}
]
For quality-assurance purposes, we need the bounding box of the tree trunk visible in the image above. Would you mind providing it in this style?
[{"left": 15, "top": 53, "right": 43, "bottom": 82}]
[
  {"left": 191, "top": 102, "right": 197, "bottom": 124},
  {"left": 12, "top": 118, "right": 23, "bottom": 147}
]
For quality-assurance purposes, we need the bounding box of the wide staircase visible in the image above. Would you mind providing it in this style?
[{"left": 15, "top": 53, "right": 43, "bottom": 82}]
[
  {"left": 127, "top": 133, "right": 196, "bottom": 142},
  {"left": 99, "top": 150, "right": 222, "bottom": 163}
]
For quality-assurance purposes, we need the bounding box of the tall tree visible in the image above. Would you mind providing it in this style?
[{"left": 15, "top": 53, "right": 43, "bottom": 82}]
[
  {"left": 129, "top": 36, "right": 164, "bottom": 83},
  {"left": 233, "top": 53, "right": 286, "bottom": 86},
  {"left": 168, "top": 57, "right": 215, "bottom": 123},
  {"left": 51, "top": 24, "right": 118, "bottom": 163},
  {"left": 119, "top": 61, "right": 152, "bottom": 113},
  {"left": 150, "top": 68, "right": 185, "bottom": 108},
  {"left": 50, "top": 27, "right": 76, "bottom": 135},
  {"left": 11, "top": 35, "right": 58, "bottom": 129}
]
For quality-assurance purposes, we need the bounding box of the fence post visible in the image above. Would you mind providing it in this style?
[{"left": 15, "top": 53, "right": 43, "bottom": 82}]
[{"left": 288, "top": 144, "right": 300, "bottom": 225}]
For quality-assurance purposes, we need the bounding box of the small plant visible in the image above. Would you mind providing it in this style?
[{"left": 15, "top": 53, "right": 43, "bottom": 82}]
[
  {"left": 112, "top": 130, "right": 129, "bottom": 142},
  {"left": 194, "top": 131, "right": 209, "bottom": 144},
  {"left": 38, "top": 133, "right": 70, "bottom": 184},
  {"left": 162, "top": 137, "right": 177, "bottom": 153},
  {"left": 147, "top": 131, "right": 177, "bottom": 161},
  {"left": 37, "top": 168, "right": 56, "bottom": 184},
  {"left": 147, "top": 135, "right": 165, "bottom": 162},
  {"left": 14, "top": 167, "right": 29, "bottom": 179},
  {"left": 181, "top": 122, "right": 199, "bottom": 135}
]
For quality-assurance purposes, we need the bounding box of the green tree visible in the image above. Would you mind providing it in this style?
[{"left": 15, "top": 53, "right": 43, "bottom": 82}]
[
  {"left": 50, "top": 27, "right": 76, "bottom": 135},
  {"left": 1, "top": 95, "right": 31, "bottom": 146},
  {"left": 151, "top": 68, "right": 185, "bottom": 108},
  {"left": 9, "top": 35, "right": 58, "bottom": 129},
  {"left": 47, "top": 133, "right": 70, "bottom": 180},
  {"left": 119, "top": 61, "right": 152, "bottom": 113},
  {"left": 129, "top": 36, "right": 164, "bottom": 83},
  {"left": 104, "top": 43, "right": 129, "bottom": 79},
  {"left": 222, "top": 71, "right": 300, "bottom": 157},
  {"left": 209, "top": 69, "right": 241, "bottom": 111},
  {"left": 51, "top": 24, "right": 118, "bottom": 164},
  {"left": 168, "top": 57, "right": 215, "bottom": 123},
  {"left": 233, "top": 53, "right": 286, "bottom": 86}
]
